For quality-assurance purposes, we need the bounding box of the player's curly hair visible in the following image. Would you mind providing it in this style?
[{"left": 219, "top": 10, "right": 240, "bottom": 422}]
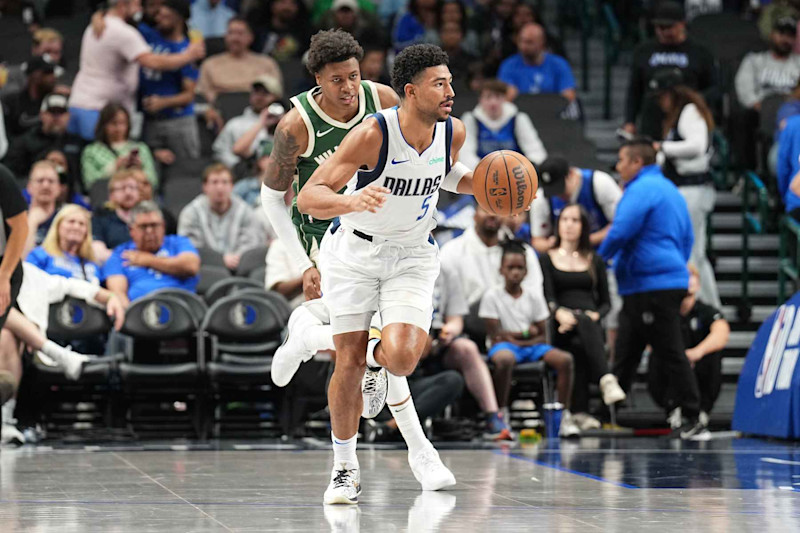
[
  {"left": 306, "top": 29, "right": 364, "bottom": 75},
  {"left": 391, "top": 44, "right": 449, "bottom": 97}
]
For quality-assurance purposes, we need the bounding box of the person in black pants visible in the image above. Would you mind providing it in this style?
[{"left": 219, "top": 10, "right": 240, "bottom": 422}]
[
  {"left": 599, "top": 139, "right": 703, "bottom": 439},
  {"left": 648, "top": 265, "right": 730, "bottom": 430},
  {"left": 540, "top": 204, "right": 626, "bottom": 431}
]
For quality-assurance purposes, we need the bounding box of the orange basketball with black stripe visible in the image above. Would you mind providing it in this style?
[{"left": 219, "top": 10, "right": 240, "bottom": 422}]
[{"left": 471, "top": 150, "right": 538, "bottom": 216}]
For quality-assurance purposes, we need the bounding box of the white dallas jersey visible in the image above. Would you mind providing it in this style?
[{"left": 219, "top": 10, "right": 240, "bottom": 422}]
[{"left": 340, "top": 107, "right": 458, "bottom": 246}]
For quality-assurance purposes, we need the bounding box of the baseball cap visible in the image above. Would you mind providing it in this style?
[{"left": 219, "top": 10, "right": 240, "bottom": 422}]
[
  {"left": 163, "top": 0, "right": 191, "bottom": 21},
  {"left": 648, "top": 68, "right": 684, "bottom": 93},
  {"left": 651, "top": 1, "right": 685, "bottom": 26},
  {"left": 538, "top": 156, "right": 570, "bottom": 197},
  {"left": 333, "top": 0, "right": 359, "bottom": 11},
  {"left": 24, "top": 56, "right": 56, "bottom": 75},
  {"left": 40, "top": 93, "right": 68, "bottom": 113},
  {"left": 774, "top": 15, "right": 798, "bottom": 35},
  {"left": 252, "top": 74, "right": 283, "bottom": 99}
]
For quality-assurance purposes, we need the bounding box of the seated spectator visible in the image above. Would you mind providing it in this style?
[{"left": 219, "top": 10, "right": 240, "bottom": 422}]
[
  {"left": 510, "top": 3, "right": 568, "bottom": 61},
  {"left": 26, "top": 204, "right": 102, "bottom": 284},
  {"left": 190, "top": 0, "right": 236, "bottom": 38},
  {"left": 178, "top": 163, "right": 266, "bottom": 271},
  {"left": 311, "top": 0, "right": 377, "bottom": 25},
  {"left": 139, "top": 0, "right": 201, "bottom": 162},
  {"left": 246, "top": 0, "right": 311, "bottom": 62},
  {"left": 198, "top": 17, "right": 283, "bottom": 130},
  {"left": 460, "top": 79, "right": 547, "bottom": 171},
  {"left": 392, "top": 0, "right": 440, "bottom": 52},
  {"left": 81, "top": 103, "right": 158, "bottom": 191},
  {"left": 652, "top": 69, "right": 721, "bottom": 309},
  {"left": 497, "top": 22, "right": 576, "bottom": 102},
  {"left": 3, "top": 93, "right": 84, "bottom": 181},
  {"left": 1, "top": 56, "right": 58, "bottom": 137},
  {"left": 92, "top": 169, "right": 143, "bottom": 263},
  {"left": 67, "top": 0, "right": 205, "bottom": 141},
  {"left": 539, "top": 204, "right": 626, "bottom": 431},
  {"left": 479, "top": 240, "right": 579, "bottom": 438},
  {"left": 213, "top": 75, "right": 283, "bottom": 171},
  {"left": 531, "top": 156, "right": 621, "bottom": 252},
  {"left": 105, "top": 201, "right": 200, "bottom": 304},
  {"left": 266, "top": 238, "right": 304, "bottom": 308},
  {"left": 623, "top": 1, "right": 717, "bottom": 140},
  {"left": 778, "top": 112, "right": 800, "bottom": 220},
  {"left": 438, "top": 19, "right": 480, "bottom": 89},
  {"left": 318, "top": 0, "right": 379, "bottom": 43},
  {"left": 423, "top": 262, "right": 513, "bottom": 441},
  {"left": 0, "top": 28, "right": 65, "bottom": 98},
  {"left": 359, "top": 46, "right": 391, "bottom": 85},
  {"left": 0, "top": 262, "right": 126, "bottom": 444},
  {"left": 23, "top": 161, "right": 61, "bottom": 255},
  {"left": 648, "top": 264, "right": 729, "bottom": 432},
  {"left": 131, "top": 168, "right": 178, "bottom": 234}
]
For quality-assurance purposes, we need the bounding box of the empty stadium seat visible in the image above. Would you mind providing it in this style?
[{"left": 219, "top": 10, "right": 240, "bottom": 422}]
[
  {"left": 204, "top": 276, "right": 264, "bottom": 306},
  {"left": 216, "top": 91, "right": 251, "bottom": 122},
  {"left": 236, "top": 245, "right": 269, "bottom": 277},
  {"left": 197, "top": 265, "right": 231, "bottom": 295}
]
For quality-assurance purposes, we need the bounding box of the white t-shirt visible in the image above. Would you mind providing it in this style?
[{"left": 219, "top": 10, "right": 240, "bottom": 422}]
[
  {"left": 530, "top": 169, "right": 621, "bottom": 238},
  {"left": 478, "top": 285, "right": 549, "bottom": 332},
  {"left": 69, "top": 15, "right": 151, "bottom": 112},
  {"left": 265, "top": 239, "right": 305, "bottom": 308},
  {"left": 439, "top": 226, "right": 545, "bottom": 306},
  {"left": 18, "top": 263, "right": 100, "bottom": 333},
  {"left": 431, "top": 262, "right": 468, "bottom": 330}
]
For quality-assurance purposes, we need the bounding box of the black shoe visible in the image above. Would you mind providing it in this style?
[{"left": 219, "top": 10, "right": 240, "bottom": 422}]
[
  {"left": 671, "top": 419, "right": 711, "bottom": 441},
  {"left": 363, "top": 419, "right": 390, "bottom": 443}
]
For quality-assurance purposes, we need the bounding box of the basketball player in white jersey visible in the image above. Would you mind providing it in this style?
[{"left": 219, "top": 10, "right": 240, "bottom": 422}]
[
  {"left": 260, "top": 31, "right": 454, "bottom": 495},
  {"left": 297, "top": 44, "right": 477, "bottom": 504}
]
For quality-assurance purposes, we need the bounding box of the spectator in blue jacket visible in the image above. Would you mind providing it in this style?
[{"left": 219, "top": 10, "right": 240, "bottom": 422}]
[
  {"left": 190, "top": 0, "right": 236, "bottom": 39},
  {"left": 599, "top": 139, "right": 704, "bottom": 440},
  {"left": 776, "top": 114, "right": 800, "bottom": 219}
]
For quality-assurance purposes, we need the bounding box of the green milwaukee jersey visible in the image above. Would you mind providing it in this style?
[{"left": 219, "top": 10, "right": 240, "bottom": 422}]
[{"left": 289, "top": 80, "right": 381, "bottom": 262}]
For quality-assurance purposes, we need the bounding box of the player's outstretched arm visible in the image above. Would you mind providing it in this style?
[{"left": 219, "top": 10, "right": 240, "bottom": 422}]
[
  {"left": 297, "top": 119, "right": 388, "bottom": 220},
  {"left": 446, "top": 117, "right": 476, "bottom": 195}
]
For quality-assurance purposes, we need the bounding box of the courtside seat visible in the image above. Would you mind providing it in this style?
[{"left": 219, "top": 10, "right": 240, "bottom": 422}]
[{"left": 204, "top": 276, "right": 264, "bottom": 306}]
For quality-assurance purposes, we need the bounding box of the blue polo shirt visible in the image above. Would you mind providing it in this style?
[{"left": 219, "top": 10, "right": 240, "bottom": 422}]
[
  {"left": 26, "top": 246, "right": 103, "bottom": 284},
  {"left": 498, "top": 53, "right": 576, "bottom": 95},
  {"left": 138, "top": 24, "right": 198, "bottom": 120},
  {"left": 103, "top": 235, "right": 199, "bottom": 301}
]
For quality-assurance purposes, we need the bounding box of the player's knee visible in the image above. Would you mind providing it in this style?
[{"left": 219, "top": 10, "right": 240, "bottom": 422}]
[
  {"left": 390, "top": 352, "right": 419, "bottom": 377},
  {"left": 492, "top": 350, "right": 516, "bottom": 370}
]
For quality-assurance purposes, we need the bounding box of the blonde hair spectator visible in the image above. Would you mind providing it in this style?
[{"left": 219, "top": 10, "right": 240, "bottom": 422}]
[{"left": 40, "top": 204, "right": 95, "bottom": 262}]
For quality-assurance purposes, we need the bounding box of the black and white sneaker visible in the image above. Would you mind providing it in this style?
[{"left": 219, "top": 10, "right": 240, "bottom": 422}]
[
  {"left": 673, "top": 419, "right": 711, "bottom": 441},
  {"left": 323, "top": 464, "right": 361, "bottom": 505},
  {"left": 361, "top": 367, "right": 388, "bottom": 419}
]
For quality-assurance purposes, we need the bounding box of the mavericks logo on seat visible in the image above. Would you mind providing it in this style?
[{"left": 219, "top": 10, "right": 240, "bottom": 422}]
[
  {"left": 57, "top": 300, "right": 85, "bottom": 329},
  {"left": 143, "top": 301, "right": 173, "bottom": 330},
  {"left": 230, "top": 302, "right": 258, "bottom": 330}
]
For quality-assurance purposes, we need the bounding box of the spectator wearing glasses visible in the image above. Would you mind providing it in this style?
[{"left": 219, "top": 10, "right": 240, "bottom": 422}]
[
  {"left": 91, "top": 169, "right": 143, "bottom": 263},
  {"left": 623, "top": 1, "right": 717, "bottom": 140},
  {"left": 23, "top": 161, "right": 62, "bottom": 255},
  {"left": 104, "top": 201, "right": 200, "bottom": 305}
]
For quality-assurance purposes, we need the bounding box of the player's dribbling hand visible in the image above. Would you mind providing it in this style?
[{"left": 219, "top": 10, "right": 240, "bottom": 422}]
[
  {"left": 350, "top": 185, "right": 390, "bottom": 213},
  {"left": 303, "top": 267, "right": 322, "bottom": 300}
]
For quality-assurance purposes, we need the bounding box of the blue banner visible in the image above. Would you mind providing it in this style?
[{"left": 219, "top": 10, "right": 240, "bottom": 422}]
[{"left": 733, "top": 292, "right": 800, "bottom": 439}]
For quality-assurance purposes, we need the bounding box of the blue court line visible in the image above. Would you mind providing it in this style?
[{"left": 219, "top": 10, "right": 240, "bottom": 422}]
[{"left": 494, "top": 449, "right": 639, "bottom": 489}]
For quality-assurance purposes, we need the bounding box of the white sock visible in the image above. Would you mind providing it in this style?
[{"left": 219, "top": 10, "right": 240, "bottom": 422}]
[
  {"left": 306, "top": 324, "right": 336, "bottom": 352},
  {"left": 387, "top": 373, "right": 429, "bottom": 456},
  {"left": 366, "top": 338, "right": 381, "bottom": 369},
  {"left": 331, "top": 432, "right": 359, "bottom": 470},
  {"left": 42, "top": 340, "right": 71, "bottom": 364},
  {"left": 2, "top": 398, "right": 16, "bottom": 425}
]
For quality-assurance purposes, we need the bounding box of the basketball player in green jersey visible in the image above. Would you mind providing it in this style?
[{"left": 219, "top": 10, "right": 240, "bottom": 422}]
[{"left": 260, "top": 30, "right": 456, "bottom": 495}]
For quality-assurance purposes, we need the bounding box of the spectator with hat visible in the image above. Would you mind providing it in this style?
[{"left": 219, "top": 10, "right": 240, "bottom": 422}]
[
  {"left": 0, "top": 28, "right": 65, "bottom": 99},
  {"left": 460, "top": 79, "right": 547, "bottom": 172},
  {"left": 139, "top": 0, "right": 201, "bottom": 162},
  {"left": 3, "top": 93, "right": 84, "bottom": 182},
  {"left": 0, "top": 56, "right": 58, "bottom": 137},
  {"left": 212, "top": 75, "right": 283, "bottom": 170},
  {"left": 623, "top": 0, "right": 717, "bottom": 140},
  {"left": 198, "top": 17, "right": 283, "bottom": 131},
  {"left": 67, "top": 0, "right": 205, "bottom": 141},
  {"left": 190, "top": 0, "right": 236, "bottom": 39}
]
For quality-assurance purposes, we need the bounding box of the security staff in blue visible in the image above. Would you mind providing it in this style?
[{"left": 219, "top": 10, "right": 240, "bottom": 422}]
[{"left": 599, "top": 139, "right": 704, "bottom": 439}]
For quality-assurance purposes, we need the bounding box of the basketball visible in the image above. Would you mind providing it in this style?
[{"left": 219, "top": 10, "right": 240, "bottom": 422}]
[{"left": 471, "top": 150, "right": 538, "bottom": 216}]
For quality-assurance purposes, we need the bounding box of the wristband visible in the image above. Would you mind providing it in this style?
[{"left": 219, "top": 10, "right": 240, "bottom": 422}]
[{"left": 522, "top": 329, "right": 530, "bottom": 339}]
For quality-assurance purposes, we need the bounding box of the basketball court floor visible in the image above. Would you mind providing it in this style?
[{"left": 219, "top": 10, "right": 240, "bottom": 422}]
[{"left": 1, "top": 436, "right": 799, "bottom": 532}]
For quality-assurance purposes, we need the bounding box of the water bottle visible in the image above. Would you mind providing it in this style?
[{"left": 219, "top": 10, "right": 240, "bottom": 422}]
[{"left": 543, "top": 402, "right": 564, "bottom": 439}]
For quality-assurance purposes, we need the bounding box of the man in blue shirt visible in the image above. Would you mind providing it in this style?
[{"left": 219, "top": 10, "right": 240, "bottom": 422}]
[
  {"left": 599, "top": 139, "right": 704, "bottom": 440},
  {"left": 497, "top": 23, "right": 576, "bottom": 102},
  {"left": 190, "top": 0, "right": 235, "bottom": 38},
  {"left": 776, "top": 114, "right": 800, "bottom": 219},
  {"left": 104, "top": 201, "right": 200, "bottom": 303},
  {"left": 140, "top": 0, "right": 201, "bottom": 161}
]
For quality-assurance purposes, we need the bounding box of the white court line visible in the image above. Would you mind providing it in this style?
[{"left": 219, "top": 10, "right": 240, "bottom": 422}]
[
  {"left": 112, "top": 452, "right": 234, "bottom": 532},
  {"left": 761, "top": 457, "right": 800, "bottom": 466}
]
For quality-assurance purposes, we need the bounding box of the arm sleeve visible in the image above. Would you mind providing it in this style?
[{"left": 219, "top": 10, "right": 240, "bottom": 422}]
[
  {"left": 25, "top": 248, "right": 48, "bottom": 269},
  {"left": 174, "top": 235, "right": 199, "bottom": 256},
  {"left": 555, "top": 56, "right": 576, "bottom": 92},
  {"left": 539, "top": 253, "right": 558, "bottom": 309},
  {"left": 212, "top": 123, "right": 239, "bottom": 169},
  {"left": 777, "top": 122, "right": 796, "bottom": 197},
  {"left": 734, "top": 54, "right": 759, "bottom": 108},
  {"left": 598, "top": 185, "right": 650, "bottom": 261},
  {"left": 80, "top": 144, "right": 113, "bottom": 190},
  {"left": 594, "top": 255, "right": 611, "bottom": 318},
  {"left": 234, "top": 208, "right": 262, "bottom": 255},
  {"left": 515, "top": 112, "right": 548, "bottom": 165},
  {"left": 497, "top": 60, "right": 517, "bottom": 88},
  {"left": 592, "top": 171, "right": 622, "bottom": 222},
  {"left": 660, "top": 105, "right": 709, "bottom": 159},
  {"left": 64, "top": 276, "right": 101, "bottom": 302},
  {"left": 197, "top": 63, "right": 215, "bottom": 103},
  {"left": 478, "top": 290, "right": 499, "bottom": 320},
  {"left": 459, "top": 112, "right": 481, "bottom": 170},
  {"left": 119, "top": 24, "right": 152, "bottom": 62},
  {"left": 102, "top": 249, "right": 125, "bottom": 278},
  {"left": 176, "top": 204, "right": 205, "bottom": 249},
  {"left": 260, "top": 184, "right": 314, "bottom": 273}
]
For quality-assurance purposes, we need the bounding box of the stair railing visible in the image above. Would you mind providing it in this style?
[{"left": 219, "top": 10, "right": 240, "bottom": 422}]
[
  {"left": 602, "top": 2, "right": 621, "bottom": 120},
  {"left": 740, "top": 171, "right": 769, "bottom": 319},
  {"left": 778, "top": 216, "right": 800, "bottom": 304}
]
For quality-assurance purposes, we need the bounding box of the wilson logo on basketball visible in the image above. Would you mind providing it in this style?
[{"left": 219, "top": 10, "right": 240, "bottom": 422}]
[{"left": 512, "top": 165, "right": 529, "bottom": 210}]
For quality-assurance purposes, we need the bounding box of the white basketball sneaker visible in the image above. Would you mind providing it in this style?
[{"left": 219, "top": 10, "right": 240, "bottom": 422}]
[
  {"left": 361, "top": 367, "right": 388, "bottom": 419},
  {"left": 408, "top": 446, "right": 456, "bottom": 491},
  {"left": 323, "top": 464, "right": 362, "bottom": 505},
  {"left": 271, "top": 305, "right": 320, "bottom": 387},
  {"left": 599, "top": 373, "right": 627, "bottom": 405}
]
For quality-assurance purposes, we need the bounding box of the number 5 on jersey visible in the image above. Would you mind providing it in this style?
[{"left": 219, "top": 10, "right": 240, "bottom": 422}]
[{"left": 417, "top": 194, "right": 433, "bottom": 221}]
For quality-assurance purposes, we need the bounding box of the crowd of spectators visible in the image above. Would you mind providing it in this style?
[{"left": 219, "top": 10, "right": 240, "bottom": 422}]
[{"left": 0, "top": 0, "right": 761, "bottom": 444}]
